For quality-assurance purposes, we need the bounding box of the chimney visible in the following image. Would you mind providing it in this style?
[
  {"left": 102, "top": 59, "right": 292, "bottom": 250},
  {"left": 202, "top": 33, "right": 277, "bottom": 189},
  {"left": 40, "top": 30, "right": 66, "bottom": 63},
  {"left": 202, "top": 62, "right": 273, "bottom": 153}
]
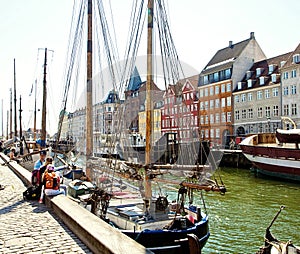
[
  {"left": 229, "top": 41, "right": 233, "bottom": 48},
  {"left": 250, "top": 32, "right": 255, "bottom": 39}
]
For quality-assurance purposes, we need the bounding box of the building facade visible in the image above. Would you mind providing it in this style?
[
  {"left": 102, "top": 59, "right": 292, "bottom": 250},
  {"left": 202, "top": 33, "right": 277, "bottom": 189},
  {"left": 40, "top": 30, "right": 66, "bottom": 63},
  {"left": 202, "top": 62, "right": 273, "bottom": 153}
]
[
  {"left": 198, "top": 32, "right": 266, "bottom": 147},
  {"left": 281, "top": 43, "right": 300, "bottom": 127},
  {"left": 233, "top": 52, "right": 292, "bottom": 135}
]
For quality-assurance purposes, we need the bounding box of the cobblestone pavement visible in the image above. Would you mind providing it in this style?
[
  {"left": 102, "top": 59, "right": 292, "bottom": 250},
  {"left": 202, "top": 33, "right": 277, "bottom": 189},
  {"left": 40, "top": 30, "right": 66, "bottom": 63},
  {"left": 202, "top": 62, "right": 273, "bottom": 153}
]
[{"left": 0, "top": 159, "right": 93, "bottom": 254}]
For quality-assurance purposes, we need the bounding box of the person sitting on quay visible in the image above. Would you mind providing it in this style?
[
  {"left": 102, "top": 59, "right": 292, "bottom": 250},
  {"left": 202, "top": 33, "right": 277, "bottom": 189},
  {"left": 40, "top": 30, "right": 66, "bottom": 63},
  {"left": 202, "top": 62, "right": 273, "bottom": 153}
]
[
  {"left": 41, "top": 164, "right": 66, "bottom": 198},
  {"left": 8, "top": 147, "right": 21, "bottom": 163}
]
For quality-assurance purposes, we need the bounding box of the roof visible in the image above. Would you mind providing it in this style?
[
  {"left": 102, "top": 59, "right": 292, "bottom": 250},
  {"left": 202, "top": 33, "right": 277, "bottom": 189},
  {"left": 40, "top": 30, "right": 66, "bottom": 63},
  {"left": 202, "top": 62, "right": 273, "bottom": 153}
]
[
  {"left": 233, "top": 52, "right": 292, "bottom": 92},
  {"left": 102, "top": 90, "right": 120, "bottom": 104},
  {"left": 201, "top": 33, "right": 255, "bottom": 75},
  {"left": 126, "top": 66, "right": 142, "bottom": 91},
  {"left": 281, "top": 42, "right": 300, "bottom": 69}
]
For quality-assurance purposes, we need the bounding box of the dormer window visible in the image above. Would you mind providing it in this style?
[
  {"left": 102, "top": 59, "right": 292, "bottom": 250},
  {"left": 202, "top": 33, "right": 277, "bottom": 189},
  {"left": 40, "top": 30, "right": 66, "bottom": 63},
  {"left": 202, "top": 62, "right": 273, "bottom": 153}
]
[
  {"left": 247, "top": 79, "right": 253, "bottom": 88},
  {"left": 271, "top": 73, "right": 278, "bottom": 83},
  {"left": 246, "top": 71, "right": 252, "bottom": 79},
  {"left": 237, "top": 82, "right": 242, "bottom": 90},
  {"left": 293, "top": 54, "right": 300, "bottom": 64},
  {"left": 259, "top": 76, "right": 266, "bottom": 85},
  {"left": 256, "top": 68, "right": 263, "bottom": 77},
  {"left": 268, "top": 64, "right": 275, "bottom": 74}
]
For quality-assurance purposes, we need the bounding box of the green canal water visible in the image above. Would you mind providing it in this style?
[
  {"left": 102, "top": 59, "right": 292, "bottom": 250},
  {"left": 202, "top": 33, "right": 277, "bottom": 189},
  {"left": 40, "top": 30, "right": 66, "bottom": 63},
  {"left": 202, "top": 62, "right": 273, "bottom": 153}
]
[{"left": 201, "top": 167, "right": 300, "bottom": 254}]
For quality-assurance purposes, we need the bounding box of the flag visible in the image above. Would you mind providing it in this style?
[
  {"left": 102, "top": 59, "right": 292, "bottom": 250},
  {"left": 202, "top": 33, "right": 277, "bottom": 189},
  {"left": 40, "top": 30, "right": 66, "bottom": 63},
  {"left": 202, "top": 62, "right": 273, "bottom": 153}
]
[{"left": 29, "top": 83, "right": 33, "bottom": 96}]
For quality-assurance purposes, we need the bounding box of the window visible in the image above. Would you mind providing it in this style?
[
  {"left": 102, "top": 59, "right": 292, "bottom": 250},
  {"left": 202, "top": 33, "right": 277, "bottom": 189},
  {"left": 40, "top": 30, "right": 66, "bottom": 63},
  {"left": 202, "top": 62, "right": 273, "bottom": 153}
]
[
  {"left": 265, "top": 106, "right": 271, "bottom": 118},
  {"left": 291, "top": 85, "right": 297, "bottom": 95},
  {"left": 283, "top": 86, "right": 289, "bottom": 96},
  {"left": 283, "top": 72, "right": 288, "bottom": 79},
  {"left": 268, "top": 64, "right": 275, "bottom": 74},
  {"left": 221, "top": 98, "right": 226, "bottom": 107},
  {"left": 256, "top": 68, "right": 262, "bottom": 77},
  {"left": 216, "top": 129, "right": 220, "bottom": 138},
  {"left": 210, "top": 129, "right": 214, "bottom": 138},
  {"left": 226, "top": 83, "right": 231, "bottom": 92},
  {"left": 291, "top": 69, "right": 297, "bottom": 78},
  {"left": 257, "top": 91, "right": 262, "bottom": 100},
  {"left": 210, "top": 114, "right": 214, "bottom": 124},
  {"left": 205, "top": 101, "right": 208, "bottom": 109},
  {"left": 221, "top": 112, "right": 226, "bottom": 123},
  {"left": 210, "top": 87, "right": 214, "bottom": 96},
  {"left": 215, "top": 114, "right": 220, "bottom": 123},
  {"left": 293, "top": 54, "right": 300, "bottom": 64},
  {"left": 227, "top": 96, "right": 231, "bottom": 107},
  {"left": 248, "top": 108, "right": 253, "bottom": 119},
  {"left": 265, "top": 89, "right": 270, "bottom": 99},
  {"left": 213, "top": 72, "right": 219, "bottom": 82},
  {"left": 200, "top": 101, "right": 204, "bottom": 110},
  {"left": 241, "top": 94, "right": 246, "bottom": 102},
  {"left": 242, "top": 109, "right": 246, "bottom": 119},
  {"left": 227, "top": 112, "right": 231, "bottom": 122},
  {"left": 283, "top": 104, "right": 289, "bottom": 116},
  {"left": 235, "top": 110, "right": 240, "bottom": 120},
  {"left": 247, "top": 79, "right": 253, "bottom": 88},
  {"left": 237, "top": 82, "right": 242, "bottom": 90},
  {"left": 257, "top": 107, "right": 263, "bottom": 118},
  {"left": 203, "top": 75, "right": 209, "bottom": 85},
  {"left": 215, "top": 86, "right": 219, "bottom": 94},
  {"left": 204, "top": 88, "right": 208, "bottom": 96},
  {"left": 248, "top": 93, "right": 253, "bottom": 101},
  {"left": 215, "top": 98, "right": 220, "bottom": 108},
  {"left": 246, "top": 71, "right": 252, "bottom": 79},
  {"left": 273, "top": 105, "right": 279, "bottom": 117},
  {"left": 199, "top": 89, "right": 203, "bottom": 98},
  {"left": 291, "top": 104, "right": 297, "bottom": 115},
  {"left": 272, "top": 88, "right": 278, "bottom": 97},
  {"left": 210, "top": 99, "right": 214, "bottom": 109},
  {"left": 221, "top": 84, "right": 226, "bottom": 93},
  {"left": 200, "top": 116, "right": 204, "bottom": 124},
  {"left": 271, "top": 74, "right": 277, "bottom": 83},
  {"left": 225, "top": 69, "right": 231, "bottom": 79},
  {"left": 235, "top": 95, "right": 240, "bottom": 103},
  {"left": 259, "top": 76, "right": 265, "bottom": 85}
]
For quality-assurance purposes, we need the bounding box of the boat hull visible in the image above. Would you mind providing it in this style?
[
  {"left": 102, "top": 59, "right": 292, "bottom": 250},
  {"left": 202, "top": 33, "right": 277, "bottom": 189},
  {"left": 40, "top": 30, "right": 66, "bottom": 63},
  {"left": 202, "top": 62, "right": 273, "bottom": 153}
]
[
  {"left": 123, "top": 220, "right": 209, "bottom": 254},
  {"left": 240, "top": 134, "right": 300, "bottom": 182}
]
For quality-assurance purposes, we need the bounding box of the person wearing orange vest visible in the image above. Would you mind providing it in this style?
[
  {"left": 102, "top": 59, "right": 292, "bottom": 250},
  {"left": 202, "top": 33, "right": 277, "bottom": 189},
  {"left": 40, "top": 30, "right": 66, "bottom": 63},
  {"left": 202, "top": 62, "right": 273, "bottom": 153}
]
[{"left": 42, "top": 164, "right": 66, "bottom": 197}]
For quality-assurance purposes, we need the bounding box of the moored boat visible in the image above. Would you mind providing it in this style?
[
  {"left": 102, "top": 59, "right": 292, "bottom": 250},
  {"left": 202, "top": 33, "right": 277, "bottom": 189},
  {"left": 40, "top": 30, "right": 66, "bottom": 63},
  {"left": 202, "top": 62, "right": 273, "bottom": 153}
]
[{"left": 239, "top": 118, "right": 300, "bottom": 182}]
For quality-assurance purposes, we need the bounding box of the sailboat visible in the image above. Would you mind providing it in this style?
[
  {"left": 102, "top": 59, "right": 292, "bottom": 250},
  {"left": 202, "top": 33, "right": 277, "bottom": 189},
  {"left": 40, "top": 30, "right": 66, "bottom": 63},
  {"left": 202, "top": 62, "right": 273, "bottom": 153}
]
[{"left": 64, "top": 0, "right": 226, "bottom": 253}]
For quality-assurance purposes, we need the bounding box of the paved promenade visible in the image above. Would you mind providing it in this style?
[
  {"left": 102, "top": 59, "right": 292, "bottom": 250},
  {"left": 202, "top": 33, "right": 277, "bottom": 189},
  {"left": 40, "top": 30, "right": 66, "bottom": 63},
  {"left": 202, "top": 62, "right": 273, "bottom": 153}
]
[{"left": 0, "top": 158, "right": 92, "bottom": 254}]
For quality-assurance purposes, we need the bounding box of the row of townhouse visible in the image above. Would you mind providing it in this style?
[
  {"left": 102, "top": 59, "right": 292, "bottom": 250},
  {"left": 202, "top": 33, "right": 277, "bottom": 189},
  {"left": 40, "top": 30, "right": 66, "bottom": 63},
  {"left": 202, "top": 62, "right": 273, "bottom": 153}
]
[{"left": 62, "top": 32, "right": 300, "bottom": 151}]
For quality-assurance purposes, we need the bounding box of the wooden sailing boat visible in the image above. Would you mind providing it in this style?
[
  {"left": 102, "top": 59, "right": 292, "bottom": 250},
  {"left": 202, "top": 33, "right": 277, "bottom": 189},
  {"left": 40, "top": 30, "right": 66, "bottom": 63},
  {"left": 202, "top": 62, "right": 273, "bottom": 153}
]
[{"left": 75, "top": 1, "right": 226, "bottom": 253}]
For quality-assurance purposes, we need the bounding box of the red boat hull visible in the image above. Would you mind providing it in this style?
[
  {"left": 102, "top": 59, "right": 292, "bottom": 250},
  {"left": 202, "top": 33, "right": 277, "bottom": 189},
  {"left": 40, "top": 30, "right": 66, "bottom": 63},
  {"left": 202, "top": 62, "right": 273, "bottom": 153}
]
[{"left": 240, "top": 134, "right": 300, "bottom": 182}]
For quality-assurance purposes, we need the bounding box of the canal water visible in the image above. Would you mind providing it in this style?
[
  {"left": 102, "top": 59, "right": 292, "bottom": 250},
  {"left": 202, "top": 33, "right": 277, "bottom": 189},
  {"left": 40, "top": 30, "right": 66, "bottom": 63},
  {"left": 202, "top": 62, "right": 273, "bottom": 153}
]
[{"left": 201, "top": 167, "right": 300, "bottom": 253}]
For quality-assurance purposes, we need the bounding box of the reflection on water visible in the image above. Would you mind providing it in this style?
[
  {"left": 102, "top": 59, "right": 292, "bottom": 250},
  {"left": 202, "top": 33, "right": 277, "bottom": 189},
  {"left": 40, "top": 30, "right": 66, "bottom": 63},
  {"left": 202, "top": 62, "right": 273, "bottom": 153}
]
[{"left": 202, "top": 167, "right": 300, "bottom": 253}]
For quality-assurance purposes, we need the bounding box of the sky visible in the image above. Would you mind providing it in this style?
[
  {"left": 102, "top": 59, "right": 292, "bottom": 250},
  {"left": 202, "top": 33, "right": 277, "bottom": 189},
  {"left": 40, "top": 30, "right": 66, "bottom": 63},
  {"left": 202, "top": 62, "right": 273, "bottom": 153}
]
[{"left": 0, "top": 0, "right": 299, "bottom": 136}]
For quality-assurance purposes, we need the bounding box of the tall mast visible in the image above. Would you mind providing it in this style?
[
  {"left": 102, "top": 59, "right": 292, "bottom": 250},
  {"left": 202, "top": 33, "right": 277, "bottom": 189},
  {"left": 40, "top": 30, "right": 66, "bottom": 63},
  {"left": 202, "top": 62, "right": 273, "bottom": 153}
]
[
  {"left": 19, "top": 95, "right": 22, "bottom": 139},
  {"left": 9, "top": 88, "right": 12, "bottom": 138},
  {"left": 6, "top": 110, "right": 9, "bottom": 140},
  {"left": 86, "top": 0, "right": 93, "bottom": 177},
  {"left": 144, "top": 0, "right": 154, "bottom": 214},
  {"left": 33, "top": 79, "right": 37, "bottom": 141},
  {"left": 41, "top": 48, "right": 47, "bottom": 148},
  {"left": 19, "top": 94, "right": 24, "bottom": 155},
  {"left": 13, "top": 59, "right": 17, "bottom": 138}
]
